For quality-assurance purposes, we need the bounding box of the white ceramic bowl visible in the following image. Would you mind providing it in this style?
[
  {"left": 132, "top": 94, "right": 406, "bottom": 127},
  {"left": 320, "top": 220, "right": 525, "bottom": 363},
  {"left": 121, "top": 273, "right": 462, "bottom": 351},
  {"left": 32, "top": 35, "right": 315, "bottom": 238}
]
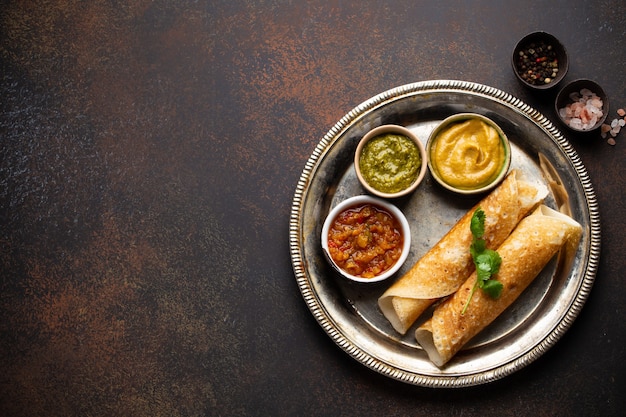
[{"left": 321, "top": 195, "right": 411, "bottom": 283}]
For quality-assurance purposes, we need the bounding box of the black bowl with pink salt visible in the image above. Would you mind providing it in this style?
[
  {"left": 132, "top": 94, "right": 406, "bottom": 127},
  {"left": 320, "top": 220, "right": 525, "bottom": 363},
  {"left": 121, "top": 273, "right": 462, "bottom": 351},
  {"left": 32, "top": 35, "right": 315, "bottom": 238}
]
[{"left": 555, "top": 79, "right": 609, "bottom": 132}]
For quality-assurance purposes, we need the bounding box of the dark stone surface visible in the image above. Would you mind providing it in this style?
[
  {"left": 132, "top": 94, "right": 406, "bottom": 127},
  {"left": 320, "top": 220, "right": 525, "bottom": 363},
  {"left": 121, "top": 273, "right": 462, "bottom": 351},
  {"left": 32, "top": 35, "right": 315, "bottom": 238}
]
[{"left": 1, "top": 1, "right": 624, "bottom": 416}]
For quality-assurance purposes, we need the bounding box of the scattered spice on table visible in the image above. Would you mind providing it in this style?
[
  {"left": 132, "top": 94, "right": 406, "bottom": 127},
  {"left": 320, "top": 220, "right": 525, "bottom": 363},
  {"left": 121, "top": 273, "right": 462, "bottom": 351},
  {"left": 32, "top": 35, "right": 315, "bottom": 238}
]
[
  {"left": 601, "top": 107, "right": 626, "bottom": 146},
  {"left": 516, "top": 41, "right": 560, "bottom": 85}
]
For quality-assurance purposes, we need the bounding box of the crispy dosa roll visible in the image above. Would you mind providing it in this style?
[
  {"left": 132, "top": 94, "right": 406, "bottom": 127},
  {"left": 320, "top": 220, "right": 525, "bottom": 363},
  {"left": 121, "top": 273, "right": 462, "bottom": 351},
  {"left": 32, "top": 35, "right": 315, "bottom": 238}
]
[
  {"left": 378, "top": 170, "right": 547, "bottom": 334},
  {"left": 415, "top": 205, "right": 582, "bottom": 367}
]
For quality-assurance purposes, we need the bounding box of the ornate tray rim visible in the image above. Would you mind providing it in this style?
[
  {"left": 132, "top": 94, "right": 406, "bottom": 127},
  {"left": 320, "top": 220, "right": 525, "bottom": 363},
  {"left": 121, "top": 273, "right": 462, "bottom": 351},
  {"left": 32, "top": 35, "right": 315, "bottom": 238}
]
[{"left": 288, "top": 80, "right": 601, "bottom": 388}]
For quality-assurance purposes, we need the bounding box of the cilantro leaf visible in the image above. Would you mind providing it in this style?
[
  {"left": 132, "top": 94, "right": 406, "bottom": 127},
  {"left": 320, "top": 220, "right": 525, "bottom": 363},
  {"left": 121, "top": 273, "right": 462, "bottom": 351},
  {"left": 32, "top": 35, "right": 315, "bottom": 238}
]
[
  {"left": 470, "top": 207, "right": 486, "bottom": 238},
  {"left": 482, "top": 279, "right": 503, "bottom": 299},
  {"left": 476, "top": 264, "right": 492, "bottom": 283},
  {"left": 461, "top": 208, "right": 504, "bottom": 315},
  {"left": 470, "top": 239, "right": 486, "bottom": 257},
  {"left": 475, "top": 249, "right": 501, "bottom": 278}
]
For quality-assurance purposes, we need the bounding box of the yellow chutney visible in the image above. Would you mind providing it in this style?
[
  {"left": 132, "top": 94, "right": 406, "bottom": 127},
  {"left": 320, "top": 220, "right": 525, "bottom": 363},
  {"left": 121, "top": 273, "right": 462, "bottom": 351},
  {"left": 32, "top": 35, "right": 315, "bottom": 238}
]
[{"left": 430, "top": 118, "right": 507, "bottom": 190}]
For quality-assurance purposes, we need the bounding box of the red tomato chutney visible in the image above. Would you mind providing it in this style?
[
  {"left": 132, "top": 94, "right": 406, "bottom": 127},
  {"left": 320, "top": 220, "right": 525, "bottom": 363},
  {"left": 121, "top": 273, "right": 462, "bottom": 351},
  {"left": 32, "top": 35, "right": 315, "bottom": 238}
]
[{"left": 326, "top": 203, "right": 404, "bottom": 278}]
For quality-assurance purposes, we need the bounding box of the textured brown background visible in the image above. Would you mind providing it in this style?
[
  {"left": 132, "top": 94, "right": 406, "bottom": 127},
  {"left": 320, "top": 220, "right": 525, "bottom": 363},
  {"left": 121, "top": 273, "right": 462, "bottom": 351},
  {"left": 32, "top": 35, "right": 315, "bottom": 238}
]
[{"left": 1, "top": 1, "right": 625, "bottom": 416}]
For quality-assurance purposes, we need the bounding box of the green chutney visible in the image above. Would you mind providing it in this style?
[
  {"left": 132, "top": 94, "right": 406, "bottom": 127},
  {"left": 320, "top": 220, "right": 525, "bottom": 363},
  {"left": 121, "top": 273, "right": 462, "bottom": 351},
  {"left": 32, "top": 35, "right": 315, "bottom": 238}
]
[{"left": 359, "top": 133, "right": 421, "bottom": 194}]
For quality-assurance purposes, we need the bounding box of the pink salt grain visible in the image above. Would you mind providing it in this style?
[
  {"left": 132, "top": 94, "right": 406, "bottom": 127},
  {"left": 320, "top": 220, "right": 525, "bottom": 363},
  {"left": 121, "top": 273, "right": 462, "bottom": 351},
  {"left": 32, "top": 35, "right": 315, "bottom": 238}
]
[
  {"left": 608, "top": 118, "right": 621, "bottom": 137},
  {"left": 617, "top": 108, "right": 626, "bottom": 117}
]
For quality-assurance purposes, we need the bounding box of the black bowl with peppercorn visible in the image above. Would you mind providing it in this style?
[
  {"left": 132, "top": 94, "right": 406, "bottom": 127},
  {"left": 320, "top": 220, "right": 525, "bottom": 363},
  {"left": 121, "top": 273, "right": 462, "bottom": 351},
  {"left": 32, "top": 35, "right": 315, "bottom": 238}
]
[{"left": 512, "top": 31, "right": 568, "bottom": 90}]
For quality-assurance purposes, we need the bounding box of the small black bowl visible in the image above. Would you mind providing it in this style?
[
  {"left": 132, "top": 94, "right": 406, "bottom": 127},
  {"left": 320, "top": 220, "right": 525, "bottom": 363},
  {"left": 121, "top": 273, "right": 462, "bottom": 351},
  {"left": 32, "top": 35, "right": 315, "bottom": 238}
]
[
  {"left": 512, "top": 31, "right": 568, "bottom": 90},
  {"left": 555, "top": 79, "right": 609, "bottom": 132}
]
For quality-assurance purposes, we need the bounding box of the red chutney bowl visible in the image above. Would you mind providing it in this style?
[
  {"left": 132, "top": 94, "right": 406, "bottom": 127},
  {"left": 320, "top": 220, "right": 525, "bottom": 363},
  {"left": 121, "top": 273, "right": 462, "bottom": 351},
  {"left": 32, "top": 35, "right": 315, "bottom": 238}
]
[{"left": 321, "top": 195, "right": 411, "bottom": 283}]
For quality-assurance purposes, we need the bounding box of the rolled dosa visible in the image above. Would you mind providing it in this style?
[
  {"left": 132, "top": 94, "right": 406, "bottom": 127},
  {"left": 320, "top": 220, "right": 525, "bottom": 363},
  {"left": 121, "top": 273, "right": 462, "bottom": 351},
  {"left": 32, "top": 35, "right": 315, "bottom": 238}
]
[
  {"left": 378, "top": 170, "right": 547, "bottom": 334},
  {"left": 414, "top": 205, "right": 582, "bottom": 367}
]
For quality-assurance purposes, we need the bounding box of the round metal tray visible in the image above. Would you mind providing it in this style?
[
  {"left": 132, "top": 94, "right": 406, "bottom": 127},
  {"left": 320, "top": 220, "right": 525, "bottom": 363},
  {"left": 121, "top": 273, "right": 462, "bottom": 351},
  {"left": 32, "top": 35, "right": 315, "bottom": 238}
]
[{"left": 289, "top": 80, "right": 601, "bottom": 387}]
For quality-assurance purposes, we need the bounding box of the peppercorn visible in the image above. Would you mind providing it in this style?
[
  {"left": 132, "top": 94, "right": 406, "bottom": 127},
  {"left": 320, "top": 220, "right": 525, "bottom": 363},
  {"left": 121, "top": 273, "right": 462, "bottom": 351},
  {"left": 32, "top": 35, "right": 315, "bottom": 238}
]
[{"left": 516, "top": 41, "right": 559, "bottom": 85}]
